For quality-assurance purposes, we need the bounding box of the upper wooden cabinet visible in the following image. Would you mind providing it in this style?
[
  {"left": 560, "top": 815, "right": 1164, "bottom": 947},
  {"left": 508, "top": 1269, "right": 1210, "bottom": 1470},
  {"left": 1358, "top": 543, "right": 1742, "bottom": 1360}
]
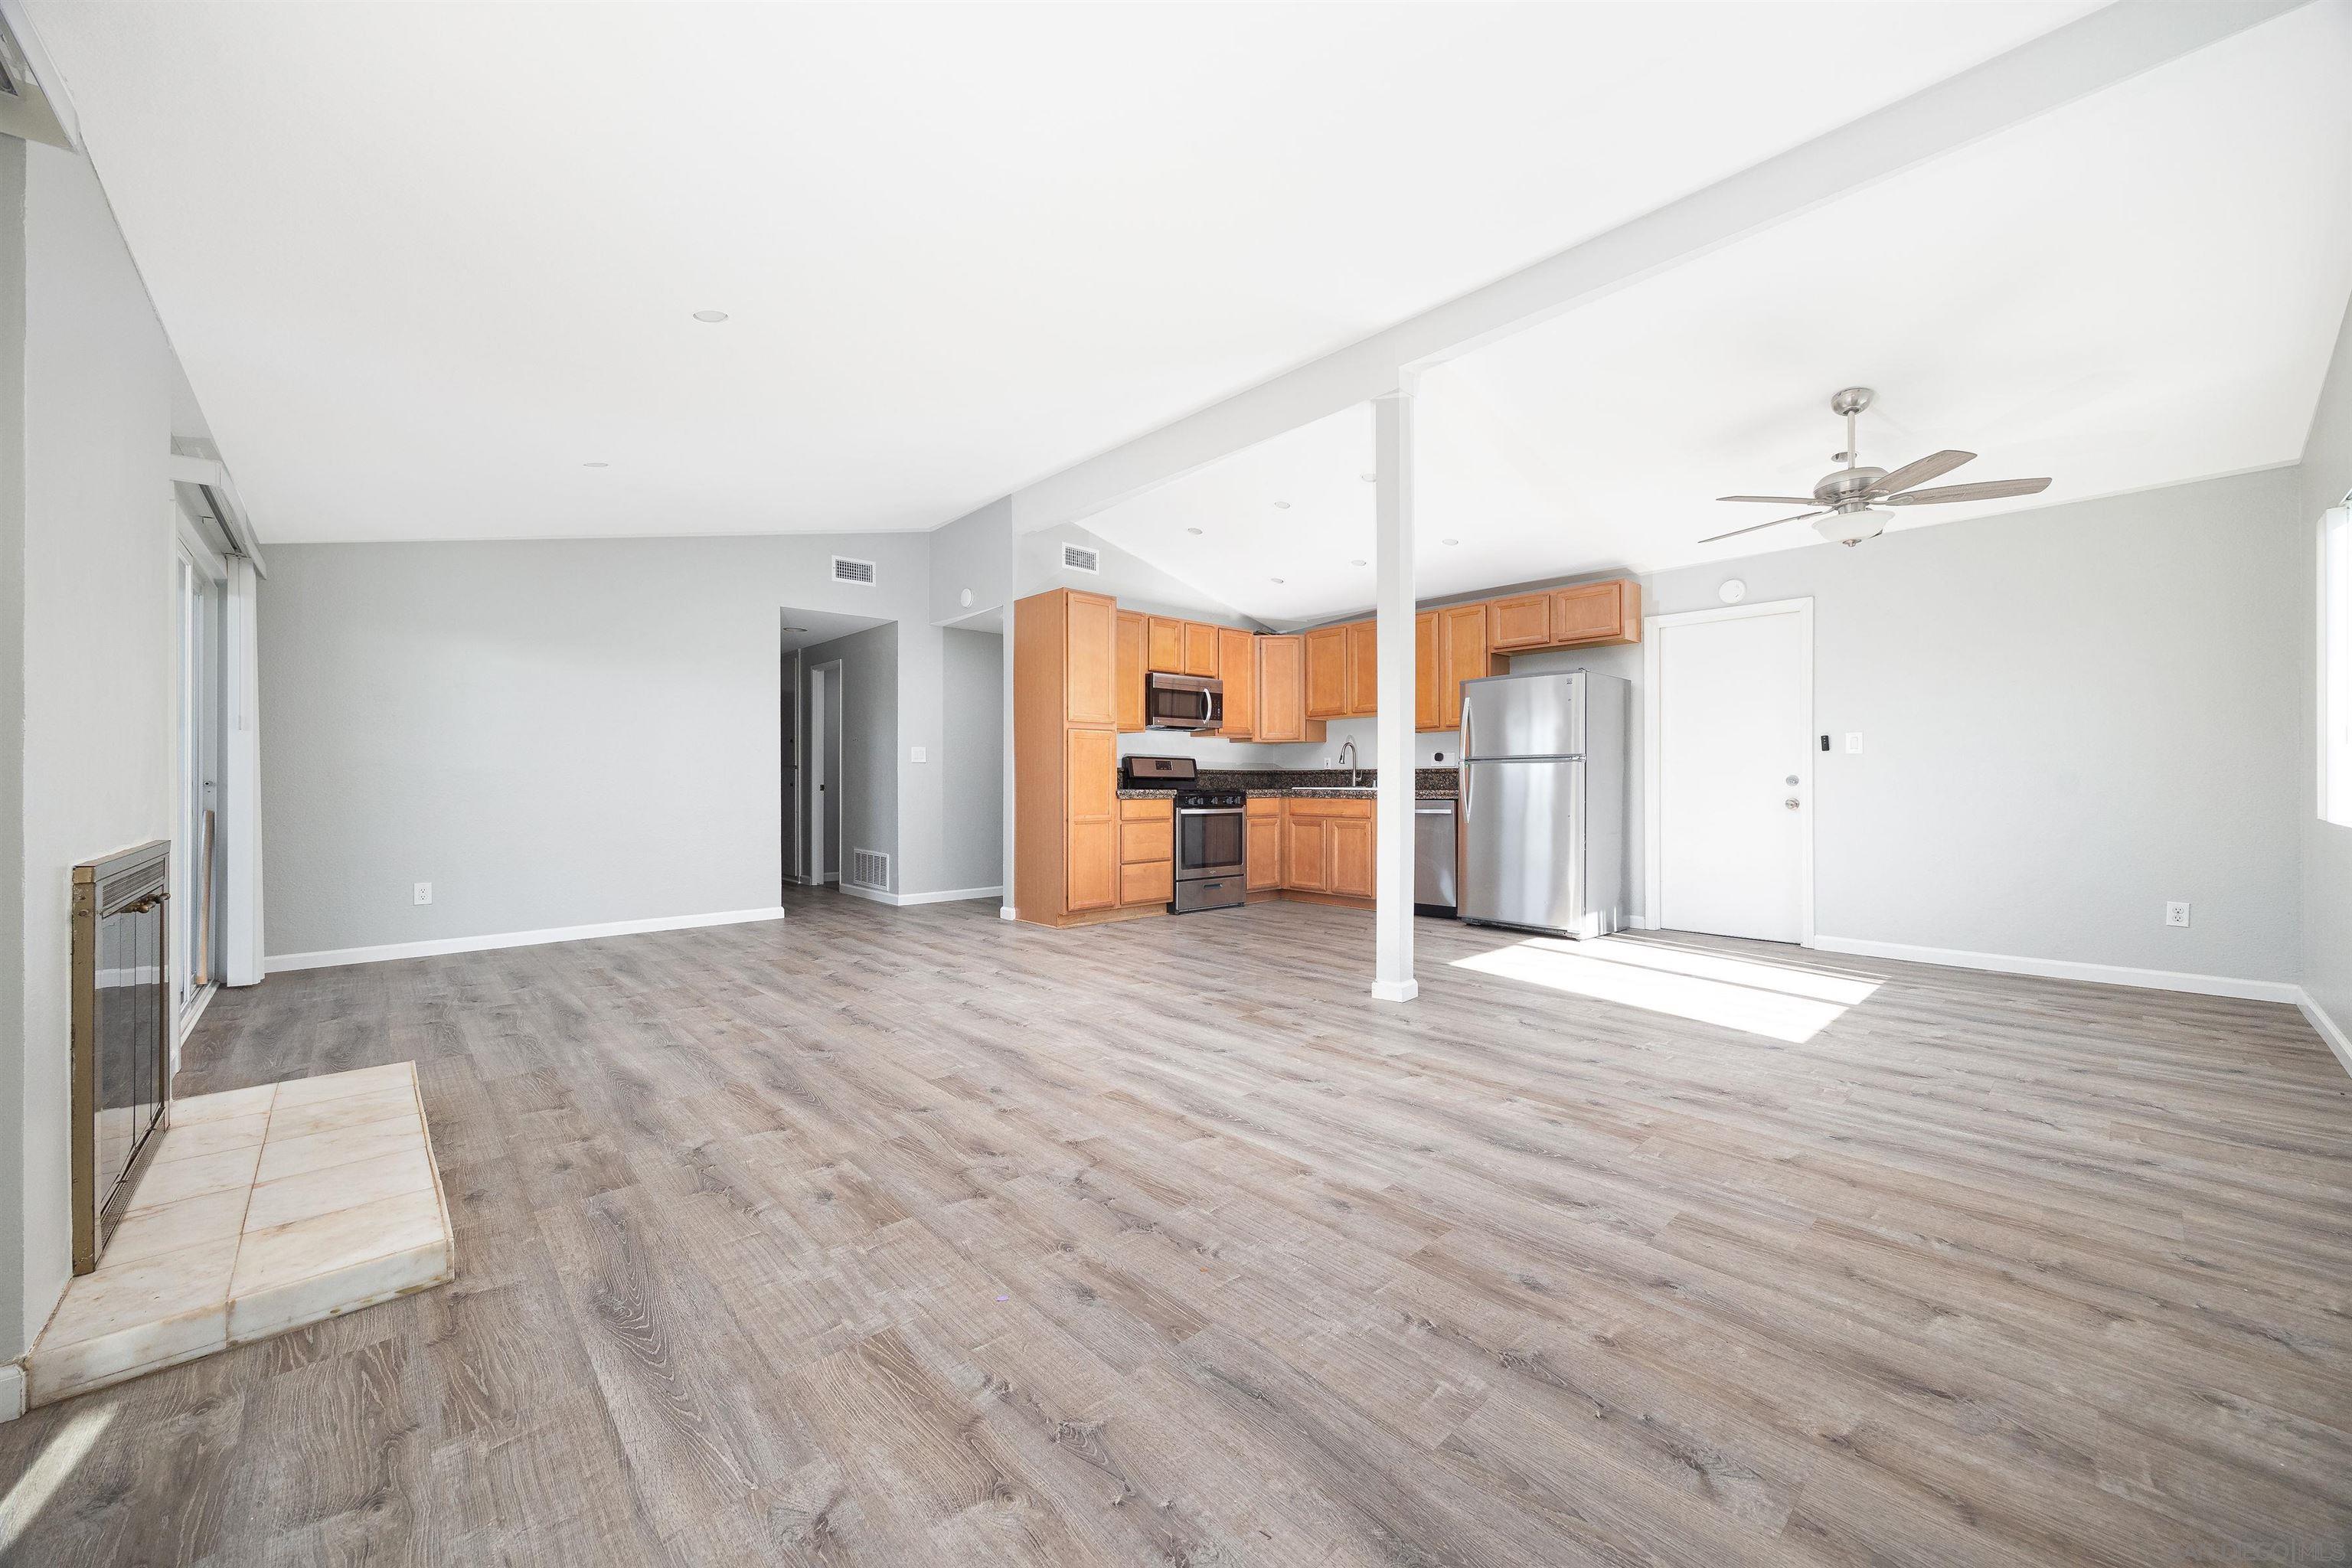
[
  {"left": 1217, "top": 626, "right": 1256, "bottom": 739},
  {"left": 1552, "top": 580, "right": 1642, "bottom": 645},
  {"left": 1303, "top": 626, "right": 1349, "bottom": 718},
  {"left": 1344, "top": 621, "right": 1378, "bottom": 716},
  {"left": 1145, "top": 616, "right": 1184, "bottom": 673},
  {"left": 1114, "top": 610, "right": 1147, "bottom": 733},
  {"left": 1183, "top": 621, "right": 1220, "bottom": 678},
  {"left": 1488, "top": 593, "right": 1553, "bottom": 651},
  {"left": 1062, "top": 591, "right": 1119, "bottom": 728},
  {"left": 1256, "top": 635, "right": 1321, "bottom": 743},
  {"left": 1433, "top": 603, "right": 1501, "bottom": 732},
  {"left": 1414, "top": 611, "right": 1442, "bottom": 730}
]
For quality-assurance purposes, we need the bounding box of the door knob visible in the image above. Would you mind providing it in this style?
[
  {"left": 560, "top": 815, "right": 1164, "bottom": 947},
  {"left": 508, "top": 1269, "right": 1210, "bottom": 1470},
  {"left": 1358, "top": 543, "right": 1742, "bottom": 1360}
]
[{"left": 1784, "top": 798, "right": 1801, "bottom": 810}]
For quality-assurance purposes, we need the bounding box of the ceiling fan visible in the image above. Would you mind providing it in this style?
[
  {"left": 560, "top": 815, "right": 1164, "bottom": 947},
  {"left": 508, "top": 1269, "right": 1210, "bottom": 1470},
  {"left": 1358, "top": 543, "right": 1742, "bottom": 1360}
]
[{"left": 1705, "top": 387, "right": 2050, "bottom": 547}]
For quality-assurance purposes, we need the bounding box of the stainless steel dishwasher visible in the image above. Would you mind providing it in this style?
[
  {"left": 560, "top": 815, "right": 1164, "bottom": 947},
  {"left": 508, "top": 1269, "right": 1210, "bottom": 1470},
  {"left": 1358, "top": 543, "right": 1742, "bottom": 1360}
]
[{"left": 1413, "top": 798, "right": 1458, "bottom": 916}]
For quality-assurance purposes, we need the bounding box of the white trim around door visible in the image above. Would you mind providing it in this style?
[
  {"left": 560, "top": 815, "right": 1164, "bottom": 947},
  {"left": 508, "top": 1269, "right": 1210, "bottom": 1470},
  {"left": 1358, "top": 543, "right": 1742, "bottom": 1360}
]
[{"left": 1643, "top": 596, "right": 1815, "bottom": 947}]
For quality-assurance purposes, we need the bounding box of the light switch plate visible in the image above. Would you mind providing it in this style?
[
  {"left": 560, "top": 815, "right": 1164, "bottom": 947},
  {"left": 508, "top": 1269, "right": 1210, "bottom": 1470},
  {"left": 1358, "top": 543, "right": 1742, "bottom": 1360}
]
[{"left": 1844, "top": 733, "right": 1864, "bottom": 754}]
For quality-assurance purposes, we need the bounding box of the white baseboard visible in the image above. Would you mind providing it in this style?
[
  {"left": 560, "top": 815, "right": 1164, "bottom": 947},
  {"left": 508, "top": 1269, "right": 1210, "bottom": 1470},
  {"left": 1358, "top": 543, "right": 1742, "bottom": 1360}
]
[
  {"left": 837, "top": 884, "right": 1003, "bottom": 908},
  {"left": 2296, "top": 989, "right": 2352, "bottom": 1080},
  {"left": 264, "top": 906, "right": 787, "bottom": 974},
  {"left": 1810, "top": 934, "right": 2301, "bottom": 1004},
  {"left": 1625, "top": 910, "right": 1658, "bottom": 931},
  {"left": 0, "top": 1361, "right": 22, "bottom": 1422}
]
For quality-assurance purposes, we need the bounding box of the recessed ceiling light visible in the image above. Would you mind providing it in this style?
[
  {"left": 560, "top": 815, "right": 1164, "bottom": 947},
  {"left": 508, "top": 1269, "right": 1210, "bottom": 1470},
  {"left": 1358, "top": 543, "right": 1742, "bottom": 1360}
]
[
  {"left": 1359, "top": 472, "right": 1377, "bottom": 483},
  {"left": 782, "top": 626, "right": 807, "bottom": 633},
  {"left": 1442, "top": 537, "right": 1460, "bottom": 546},
  {"left": 583, "top": 461, "right": 609, "bottom": 468},
  {"left": 1349, "top": 559, "right": 1367, "bottom": 567},
  {"left": 1185, "top": 527, "right": 1203, "bottom": 535},
  {"left": 1272, "top": 500, "right": 1290, "bottom": 510},
  {"left": 1270, "top": 577, "right": 1285, "bottom": 584},
  {"left": 692, "top": 309, "right": 729, "bottom": 323}
]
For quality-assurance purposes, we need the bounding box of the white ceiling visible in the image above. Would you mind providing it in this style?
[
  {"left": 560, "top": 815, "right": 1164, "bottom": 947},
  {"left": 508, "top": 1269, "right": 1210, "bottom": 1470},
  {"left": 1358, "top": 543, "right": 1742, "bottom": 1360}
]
[
  {"left": 29, "top": 1, "right": 2091, "bottom": 544},
  {"left": 1082, "top": 2, "right": 2352, "bottom": 628}
]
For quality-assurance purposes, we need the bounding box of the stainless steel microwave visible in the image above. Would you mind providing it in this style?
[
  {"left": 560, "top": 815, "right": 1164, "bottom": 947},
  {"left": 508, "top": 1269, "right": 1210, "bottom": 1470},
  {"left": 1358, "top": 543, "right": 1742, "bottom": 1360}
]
[{"left": 1145, "top": 672, "right": 1222, "bottom": 730}]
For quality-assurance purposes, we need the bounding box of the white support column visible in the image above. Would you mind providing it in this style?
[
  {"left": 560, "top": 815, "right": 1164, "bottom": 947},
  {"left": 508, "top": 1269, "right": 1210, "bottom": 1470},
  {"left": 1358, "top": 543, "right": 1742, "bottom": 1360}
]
[{"left": 1370, "top": 384, "right": 1418, "bottom": 1004}]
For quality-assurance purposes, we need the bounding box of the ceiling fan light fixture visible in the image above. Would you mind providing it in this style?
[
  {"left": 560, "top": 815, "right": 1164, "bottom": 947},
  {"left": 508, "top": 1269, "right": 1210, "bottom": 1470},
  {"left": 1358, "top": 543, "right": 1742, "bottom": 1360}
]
[{"left": 1815, "top": 507, "right": 1888, "bottom": 547}]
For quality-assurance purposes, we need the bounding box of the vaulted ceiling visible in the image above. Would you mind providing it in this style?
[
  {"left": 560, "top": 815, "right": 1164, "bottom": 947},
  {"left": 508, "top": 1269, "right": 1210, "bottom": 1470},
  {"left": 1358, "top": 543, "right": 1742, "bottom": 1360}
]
[
  {"left": 1079, "top": 1, "right": 2352, "bottom": 627},
  {"left": 31, "top": 1, "right": 2092, "bottom": 544}
]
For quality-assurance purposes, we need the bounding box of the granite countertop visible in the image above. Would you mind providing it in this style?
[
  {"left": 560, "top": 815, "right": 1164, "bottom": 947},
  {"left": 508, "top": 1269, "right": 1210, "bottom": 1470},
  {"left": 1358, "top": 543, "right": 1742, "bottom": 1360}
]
[{"left": 1116, "top": 783, "right": 1459, "bottom": 800}]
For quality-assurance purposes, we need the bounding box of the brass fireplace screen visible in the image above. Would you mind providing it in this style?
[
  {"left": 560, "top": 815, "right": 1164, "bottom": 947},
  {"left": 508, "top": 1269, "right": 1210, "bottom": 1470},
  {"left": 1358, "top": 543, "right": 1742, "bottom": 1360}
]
[{"left": 72, "top": 840, "right": 170, "bottom": 1274}]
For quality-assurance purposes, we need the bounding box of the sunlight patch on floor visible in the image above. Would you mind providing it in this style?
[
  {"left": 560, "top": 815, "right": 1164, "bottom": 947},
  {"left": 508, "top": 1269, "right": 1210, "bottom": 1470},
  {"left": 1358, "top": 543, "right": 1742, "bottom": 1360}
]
[
  {"left": 1450, "top": 935, "right": 1881, "bottom": 1043},
  {"left": 0, "top": 1403, "right": 113, "bottom": 1554}
]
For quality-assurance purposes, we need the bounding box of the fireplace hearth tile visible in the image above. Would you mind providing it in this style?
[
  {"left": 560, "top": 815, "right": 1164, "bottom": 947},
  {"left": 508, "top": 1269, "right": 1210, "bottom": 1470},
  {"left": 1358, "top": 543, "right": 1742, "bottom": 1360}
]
[
  {"left": 28, "top": 1060, "right": 453, "bottom": 1410},
  {"left": 151, "top": 1110, "right": 272, "bottom": 1165}
]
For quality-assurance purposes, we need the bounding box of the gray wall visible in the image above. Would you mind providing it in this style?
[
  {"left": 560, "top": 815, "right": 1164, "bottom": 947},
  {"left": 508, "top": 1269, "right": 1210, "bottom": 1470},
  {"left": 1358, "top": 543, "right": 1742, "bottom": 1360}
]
[
  {"left": 2301, "top": 299, "right": 2352, "bottom": 1039},
  {"left": 259, "top": 531, "right": 945, "bottom": 958},
  {"left": 940, "top": 628, "right": 1003, "bottom": 892},
  {"left": 800, "top": 622, "right": 898, "bottom": 892},
  {"left": 2, "top": 142, "right": 181, "bottom": 1359}
]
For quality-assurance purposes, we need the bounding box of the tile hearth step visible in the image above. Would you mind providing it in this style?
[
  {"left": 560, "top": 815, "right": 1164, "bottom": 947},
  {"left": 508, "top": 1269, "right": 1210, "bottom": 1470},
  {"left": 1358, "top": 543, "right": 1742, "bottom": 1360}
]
[{"left": 26, "top": 1061, "right": 453, "bottom": 1407}]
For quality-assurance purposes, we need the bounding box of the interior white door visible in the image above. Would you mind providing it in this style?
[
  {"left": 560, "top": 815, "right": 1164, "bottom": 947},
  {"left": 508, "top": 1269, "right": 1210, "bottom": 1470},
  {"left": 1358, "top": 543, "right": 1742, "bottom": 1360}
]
[{"left": 1656, "top": 608, "right": 1808, "bottom": 942}]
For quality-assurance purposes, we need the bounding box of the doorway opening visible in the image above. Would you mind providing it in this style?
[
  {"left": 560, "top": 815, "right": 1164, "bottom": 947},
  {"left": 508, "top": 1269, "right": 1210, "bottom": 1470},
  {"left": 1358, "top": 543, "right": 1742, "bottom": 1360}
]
[
  {"left": 1644, "top": 598, "right": 1814, "bottom": 944},
  {"left": 781, "top": 609, "right": 890, "bottom": 897}
]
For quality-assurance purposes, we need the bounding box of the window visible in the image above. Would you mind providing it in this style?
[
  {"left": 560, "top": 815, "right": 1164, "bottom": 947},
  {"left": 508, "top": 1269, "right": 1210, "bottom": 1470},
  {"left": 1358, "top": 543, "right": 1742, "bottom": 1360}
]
[{"left": 2324, "top": 506, "right": 2352, "bottom": 827}]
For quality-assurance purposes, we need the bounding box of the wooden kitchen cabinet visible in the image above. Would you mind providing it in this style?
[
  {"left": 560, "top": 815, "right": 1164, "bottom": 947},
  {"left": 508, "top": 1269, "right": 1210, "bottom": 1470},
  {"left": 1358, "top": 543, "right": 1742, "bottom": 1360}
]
[
  {"left": 1146, "top": 616, "right": 1185, "bottom": 673},
  {"left": 1120, "top": 860, "right": 1174, "bottom": 906},
  {"left": 1216, "top": 627, "right": 1256, "bottom": 739},
  {"left": 1246, "top": 800, "right": 1281, "bottom": 890},
  {"left": 1345, "top": 620, "right": 1378, "bottom": 716},
  {"left": 1415, "top": 612, "right": 1442, "bottom": 730},
  {"left": 1435, "top": 602, "right": 1503, "bottom": 732},
  {"left": 1551, "top": 580, "right": 1642, "bottom": 645},
  {"left": 1119, "top": 817, "right": 1171, "bottom": 863},
  {"left": 1280, "top": 798, "right": 1375, "bottom": 899},
  {"left": 1328, "top": 815, "right": 1374, "bottom": 898},
  {"left": 1064, "top": 592, "right": 1119, "bottom": 727},
  {"left": 1182, "top": 621, "right": 1220, "bottom": 678},
  {"left": 1118, "top": 796, "right": 1174, "bottom": 907},
  {"left": 1304, "top": 626, "right": 1349, "bottom": 718},
  {"left": 1281, "top": 812, "right": 1328, "bottom": 892},
  {"left": 1114, "top": 610, "right": 1147, "bottom": 733},
  {"left": 1488, "top": 593, "right": 1553, "bottom": 651},
  {"left": 1013, "top": 589, "right": 1124, "bottom": 926},
  {"left": 1254, "top": 635, "right": 1321, "bottom": 743}
]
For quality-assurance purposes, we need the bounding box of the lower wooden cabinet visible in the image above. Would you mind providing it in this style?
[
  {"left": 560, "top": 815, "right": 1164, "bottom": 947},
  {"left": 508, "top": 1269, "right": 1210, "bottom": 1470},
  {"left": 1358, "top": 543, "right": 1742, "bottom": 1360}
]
[
  {"left": 1281, "top": 812, "right": 1328, "bottom": 892},
  {"left": 1328, "top": 815, "right": 1374, "bottom": 898},
  {"left": 1279, "top": 799, "right": 1374, "bottom": 897},
  {"left": 1120, "top": 860, "right": 1174, "bottom": 906},
  {"left": 1067, "top": 818, "right": 1119, "bottom": 911},
  {"left": 1246, "top": 803, "right": 1280, "bottom": 890}
]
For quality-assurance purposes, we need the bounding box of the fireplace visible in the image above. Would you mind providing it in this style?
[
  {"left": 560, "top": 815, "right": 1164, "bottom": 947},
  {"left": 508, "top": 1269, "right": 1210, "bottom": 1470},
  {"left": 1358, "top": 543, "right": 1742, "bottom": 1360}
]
[{"left": 71, "top": 841, "right": 171, "bottom": 1274}]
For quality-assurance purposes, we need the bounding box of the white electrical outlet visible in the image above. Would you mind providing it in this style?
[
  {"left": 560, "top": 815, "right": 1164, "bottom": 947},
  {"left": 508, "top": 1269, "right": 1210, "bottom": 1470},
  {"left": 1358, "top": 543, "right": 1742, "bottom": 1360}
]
[
  {"left": 1845, "top": 733, "right": 1864, "bottom": 754},
  {"left": 910, "top": 746, "right": 928, "bottom": 763},
  {"left": 2165, "top": 901, "right": 2190, "bottom": 928},
  {"left": 414, "top": 882, "right": 433, "bottom": 906}
]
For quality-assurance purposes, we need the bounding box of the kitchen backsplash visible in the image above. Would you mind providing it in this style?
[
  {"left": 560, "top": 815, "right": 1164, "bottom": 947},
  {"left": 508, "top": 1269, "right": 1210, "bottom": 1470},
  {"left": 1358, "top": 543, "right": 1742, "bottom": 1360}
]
[{"left": 1193, "top": 767, "right": 1458, "bottom": 792}]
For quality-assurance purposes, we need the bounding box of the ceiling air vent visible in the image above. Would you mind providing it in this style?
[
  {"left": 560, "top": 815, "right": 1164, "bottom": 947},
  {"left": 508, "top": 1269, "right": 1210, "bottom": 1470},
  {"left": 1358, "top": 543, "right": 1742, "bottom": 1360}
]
[
  {"left": 849, "top": 848, "right": 890, "bottom": 891},
  {"left": 831, "top": 556, "right": 876, "bottom": 586},
  {"left": 1060, "top": 543, "right": 1101, "bottom": 574}
]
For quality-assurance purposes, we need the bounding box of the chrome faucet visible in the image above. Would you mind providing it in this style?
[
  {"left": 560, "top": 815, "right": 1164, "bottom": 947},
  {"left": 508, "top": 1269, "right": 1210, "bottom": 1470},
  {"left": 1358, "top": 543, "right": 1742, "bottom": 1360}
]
[{"left": 1337, "top": 738, "right": 1361, "bottom": 789}]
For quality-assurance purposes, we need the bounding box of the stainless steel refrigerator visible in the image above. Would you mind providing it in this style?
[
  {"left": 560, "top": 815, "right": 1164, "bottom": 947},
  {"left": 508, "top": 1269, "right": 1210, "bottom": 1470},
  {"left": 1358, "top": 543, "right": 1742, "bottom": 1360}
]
[{"left": 1459, "top": 669, "right": 1628, "bottom": 939}]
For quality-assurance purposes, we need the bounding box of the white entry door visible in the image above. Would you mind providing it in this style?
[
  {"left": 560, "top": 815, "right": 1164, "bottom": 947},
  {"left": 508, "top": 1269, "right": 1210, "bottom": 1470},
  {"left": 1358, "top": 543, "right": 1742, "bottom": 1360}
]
[{"left": 1649, "top": 600, "right": 1811, "bottom": 942}]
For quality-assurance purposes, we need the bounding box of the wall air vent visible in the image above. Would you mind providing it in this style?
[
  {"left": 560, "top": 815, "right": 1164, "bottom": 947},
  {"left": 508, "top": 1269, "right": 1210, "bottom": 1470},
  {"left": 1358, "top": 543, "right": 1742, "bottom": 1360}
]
[
  {"left": 1060, "top": 543, "right": 1101, "bottom": 574},
  {"left": 831, "top": 556, "right": 877, "bottom": 586},
  {"left": 849, "top": 848, "right": 890, "bottom": 890}
]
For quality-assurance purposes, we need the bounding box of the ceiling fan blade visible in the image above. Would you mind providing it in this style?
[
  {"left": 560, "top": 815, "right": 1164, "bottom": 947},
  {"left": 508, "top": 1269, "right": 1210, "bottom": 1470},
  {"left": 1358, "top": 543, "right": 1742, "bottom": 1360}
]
[
  {"left": 1883, "top": 477, "right": 2052, "bottom": 505},
  {"left": 1869, "top": 449, "right": 1975, "bottom": 496},
  {"left": 1715, "top": 494, "right": 1817, "bottom": 505},
  {"left": 1699, "top": 510, "right": 1823, "bottom": 544}
]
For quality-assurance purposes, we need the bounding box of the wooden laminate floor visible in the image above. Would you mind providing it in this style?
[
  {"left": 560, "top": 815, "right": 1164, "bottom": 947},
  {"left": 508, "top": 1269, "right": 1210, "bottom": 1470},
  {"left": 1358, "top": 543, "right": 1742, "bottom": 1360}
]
[{"left": 5, "top": 889, "right": 2349, "bottom": 1566}]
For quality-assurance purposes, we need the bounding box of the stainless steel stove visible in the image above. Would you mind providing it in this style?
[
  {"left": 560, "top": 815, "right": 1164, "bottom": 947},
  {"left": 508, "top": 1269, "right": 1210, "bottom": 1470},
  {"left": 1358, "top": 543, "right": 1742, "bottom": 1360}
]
[{"left": 1120, "top": 757, "right": 1246, "bottom": 913}]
